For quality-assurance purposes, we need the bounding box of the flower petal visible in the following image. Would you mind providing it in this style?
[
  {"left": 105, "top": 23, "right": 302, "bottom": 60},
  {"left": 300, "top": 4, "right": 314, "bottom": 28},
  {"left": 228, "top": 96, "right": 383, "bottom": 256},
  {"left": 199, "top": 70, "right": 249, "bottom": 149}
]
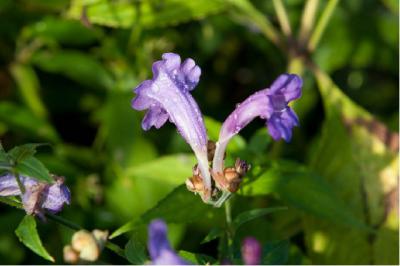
[
  {"left": 41, "top": 177, "right": 71, "bottom": 213},
  {"left": 241, "top": 237, "right": 262, "bottom": 265},
  {"left": 267, "top": 107, "right": 299, "bottom": 142},
  {"left": 269, "top": 73, "right": 302, "bottom": 102},
  {"left": 148, "top": 219, "right": 189, "bottom": 265}
]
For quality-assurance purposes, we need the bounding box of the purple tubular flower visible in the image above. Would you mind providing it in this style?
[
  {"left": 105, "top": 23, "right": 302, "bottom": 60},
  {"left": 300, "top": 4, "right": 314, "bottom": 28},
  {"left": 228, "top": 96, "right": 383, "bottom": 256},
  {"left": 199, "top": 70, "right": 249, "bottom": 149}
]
[
  {"left": 212, "top": 74, "right": 302, "bottom": 174},
  {"left": 241, "top": 237, "right": 262, "bottom": 265},
  {"left": 131, "top": 53, "right": 212, "bottom": 201},
  {"left": 0, "top": 174, "right": 70, "bottom": 215},
  {"left": 148, "top": 219, "right": 189, "bottom": 265}
]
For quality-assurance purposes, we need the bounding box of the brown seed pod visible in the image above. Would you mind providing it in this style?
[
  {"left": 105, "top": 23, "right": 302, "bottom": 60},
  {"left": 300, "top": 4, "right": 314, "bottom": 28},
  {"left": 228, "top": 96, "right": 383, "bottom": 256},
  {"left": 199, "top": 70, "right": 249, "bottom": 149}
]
[{"left": 186, "top": 175, "right": 204, "bottom": 193}]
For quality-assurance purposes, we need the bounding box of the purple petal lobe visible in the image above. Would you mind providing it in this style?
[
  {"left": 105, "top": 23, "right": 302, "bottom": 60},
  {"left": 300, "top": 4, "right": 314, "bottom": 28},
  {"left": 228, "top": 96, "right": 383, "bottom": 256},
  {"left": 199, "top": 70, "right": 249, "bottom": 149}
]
[
  {"left": 148, "top": 219, "right": 189, "bottom": 265},
  {"left": 41, "top": 177, "right": 71, "bottom": 213},
  {"left": 269, "top": 73, "right": 302, "bottom": 102},
  {"left": 142, "top": 105, "right": 169, "bottom": 130},
  {"left": 241, "top": 237, "right": 262, "bottom": 265}
]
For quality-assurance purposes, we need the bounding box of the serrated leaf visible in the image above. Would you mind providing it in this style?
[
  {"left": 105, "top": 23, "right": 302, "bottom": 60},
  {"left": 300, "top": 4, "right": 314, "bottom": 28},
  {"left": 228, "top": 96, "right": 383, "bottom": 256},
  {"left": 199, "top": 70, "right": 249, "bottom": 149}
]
[
  {"left": 15, "top": 156, "right": 52, "bottom": 183},
  {"left": 67, "top": 0, "right": 226, "bottom": 29},
  {"left": 232, "top": 207, "right": 287, "bottom": 231},
  {"left": 110, "top": 185, "right": 219, "bottom": 238},
  {"left": 125, "top": 238, "right": 148, "bottom": 265},
  {"left": 15, "top": 215, "right": 54, "bottom": 262},
  {"left": 8, "top": 143, "right": 48, "bottom": 164},
  {"left": 178, "top": 250, "right": 217, "bottom": 264}
]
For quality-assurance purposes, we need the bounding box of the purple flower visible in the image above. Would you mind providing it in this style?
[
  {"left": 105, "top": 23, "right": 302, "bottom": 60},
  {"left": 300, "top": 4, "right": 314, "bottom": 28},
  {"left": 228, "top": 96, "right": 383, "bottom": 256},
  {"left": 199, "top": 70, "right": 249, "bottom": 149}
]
[
  {"left": 148, "top": 219, "right": 189, "bottom": 265},
  {"left": 131, "top": 53, "right": 212, "bottom": 201},
  {"left": 212, "top": 74, "right": 302, "bottom": 174},
  {"left": 0, "top": 174, "right": 70, "bottom": 216},
  {"left": 241, "top": 237, "right": 262, "bottom": 265}
]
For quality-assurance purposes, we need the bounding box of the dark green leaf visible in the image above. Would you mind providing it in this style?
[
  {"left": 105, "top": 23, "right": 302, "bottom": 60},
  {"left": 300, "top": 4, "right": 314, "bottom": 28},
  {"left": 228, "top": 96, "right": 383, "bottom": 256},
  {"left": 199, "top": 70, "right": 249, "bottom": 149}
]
[
  {"left": 125, "top": 238, "right": 148, "bottom": 265},
  {"left": 15, "top": 156, "right": 52, "bottom": 183},
  {"left": 8, "top": 143, "right": 48, "bottom": 164},
  {"left": 14, "top": 215, "right": 54, "bottom": 262},
  {"left": 262, "top": 240, "right": 290, "bottom": 265},
  {"left": 232, "top": 207, "right": 287, "bottom": 231}
]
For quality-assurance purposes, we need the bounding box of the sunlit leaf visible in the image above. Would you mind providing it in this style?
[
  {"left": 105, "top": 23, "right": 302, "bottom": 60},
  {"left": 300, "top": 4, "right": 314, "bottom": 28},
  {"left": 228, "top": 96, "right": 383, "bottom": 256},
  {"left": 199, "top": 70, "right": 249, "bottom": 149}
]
[
  {"left": 15, "top": 156, "right": 52, "bottom": 183},
  {"left": 178, "top": 250, "right": 217, "bottom": 264},
  {"left": 7, "top": 143, "right": 48, "bottom": 164},
  {"left": 14, "top": 216, "right": 54, "bottom": 262}
]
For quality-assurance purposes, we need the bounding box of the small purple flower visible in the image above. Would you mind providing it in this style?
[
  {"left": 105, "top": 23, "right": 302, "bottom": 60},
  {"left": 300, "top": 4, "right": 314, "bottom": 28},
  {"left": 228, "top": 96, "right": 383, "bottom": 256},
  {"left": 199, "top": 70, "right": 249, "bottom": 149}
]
[
  {"left": 241, "top": 237, "right": 262, "bottom": 265},
  {"left": 0, "top": 174, "right": 70, "bottom": 215},
  {"left": 131, "top": 53, "right": 212, "bottom": 201},
  {"left": 148, "top": 219, "right": 189, "bottom": 265},
  {"left": 212, "top": 74, "right": 302, "bottom": 174}
]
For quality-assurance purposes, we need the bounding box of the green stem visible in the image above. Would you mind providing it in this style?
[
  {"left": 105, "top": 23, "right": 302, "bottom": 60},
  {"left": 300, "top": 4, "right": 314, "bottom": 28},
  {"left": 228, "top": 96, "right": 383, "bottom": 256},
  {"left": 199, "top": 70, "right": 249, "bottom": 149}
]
[
  {"left": 272, "top": 0, "right": 292, "bottom": 37},
  {"left": 45, "top": 213, "right": 82, "bottom": 231},
  {"left": 13, "top": 170, "right": 25, "bottom": 194},
  {"left": 299, "top": 0, "right": 319, "bottom": 45},
  {"left": 224, "top": 198, "right": 234, "bottom": 260},
  {"left": 308, "top": 0, "right": 339, "bottom": 52}
]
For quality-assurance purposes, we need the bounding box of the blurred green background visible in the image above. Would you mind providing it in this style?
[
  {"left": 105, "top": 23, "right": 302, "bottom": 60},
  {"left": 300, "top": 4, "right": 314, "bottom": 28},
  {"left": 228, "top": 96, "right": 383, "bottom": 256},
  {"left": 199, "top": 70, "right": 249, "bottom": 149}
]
[{"left": 0, "top": 0, "right": 398, "bottom": 264}]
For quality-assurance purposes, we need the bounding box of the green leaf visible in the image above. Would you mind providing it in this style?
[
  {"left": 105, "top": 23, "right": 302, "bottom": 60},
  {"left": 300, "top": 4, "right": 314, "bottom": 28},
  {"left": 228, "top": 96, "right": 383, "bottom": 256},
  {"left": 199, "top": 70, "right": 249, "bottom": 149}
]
[
  {"left": 178, "top": 250, "right": 217, "bottom": 264},
  {"left": 67, "top": 0, "right": 226, "bottom": 29},
  {"left": 31, "top": 50, "right": 113, "bottom": 90},
  {"left": 110, "top": 185, "right": 219, "bottom": 238},
  {"left": 232, "top": 207, "right": 287, "bottom": 231},
  {"left": 125, "top": 238, "right": 148, "bottom": 265},
  {"left": 262, "top": 240, "right": 290, "bottom": 265},
  {"left": 14, "top": 216, "right": 54, "bottom": 262},
  {"left": 303, "top": 69, "right": 399, "bottom": 264},
  {"left": 0, "top": 102, "right": 59, "bottom": 142},
  {"left": 124, "top": 154, "right": 196, "bottom": 186},
  {"left": 15, "top": 156, "right": 52, "bottom": 183},
  {"left": 240, "top": 161, "right": 368, "bottom": 230},
  {"left": 201, "top": 227, "right": 223, "bottom": 244},
  {"left": 7, "top": 143, "right": 48, "bottom": 164},
  {"left": 10, "top": 64, "right": 48, "bottom": 119}
]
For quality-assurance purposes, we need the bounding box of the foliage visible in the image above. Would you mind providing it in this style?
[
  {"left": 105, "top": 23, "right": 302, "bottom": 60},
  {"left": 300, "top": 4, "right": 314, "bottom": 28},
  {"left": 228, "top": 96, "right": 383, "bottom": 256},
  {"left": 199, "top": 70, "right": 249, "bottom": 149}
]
[{"left": 0, "top": 0, "right": 398, "bottom": 264}]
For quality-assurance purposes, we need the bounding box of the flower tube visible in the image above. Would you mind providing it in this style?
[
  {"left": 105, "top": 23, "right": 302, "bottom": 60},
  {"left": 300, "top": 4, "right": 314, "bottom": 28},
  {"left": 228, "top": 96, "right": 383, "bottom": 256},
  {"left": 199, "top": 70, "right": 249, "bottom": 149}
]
[
  {"left": 212, "top": 74, "right": 302, "bottom": 175},
  {"left": 131, "top": 53, "right": 212, "bottom": 201},
  {"left": 148, "top": 219, "right": 189, "bottom": 265}
]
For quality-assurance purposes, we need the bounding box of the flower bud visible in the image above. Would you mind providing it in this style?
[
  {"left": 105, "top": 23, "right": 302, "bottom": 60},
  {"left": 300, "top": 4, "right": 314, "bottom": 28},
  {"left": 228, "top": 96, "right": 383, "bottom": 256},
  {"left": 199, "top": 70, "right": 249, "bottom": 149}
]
[
  {"left": 241, "top": 237, "right": 262, "bottom": 265},
  {"left": 63, "top": 245, "right": 79, "bottom": 264},
  {"left": 71, "top": 230, "right": 100, "bottom": 262}
]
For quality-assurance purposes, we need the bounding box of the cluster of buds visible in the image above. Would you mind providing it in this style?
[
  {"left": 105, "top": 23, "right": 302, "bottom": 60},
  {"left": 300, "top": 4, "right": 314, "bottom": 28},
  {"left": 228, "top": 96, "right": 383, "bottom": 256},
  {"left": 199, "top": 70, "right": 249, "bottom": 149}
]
[
  {"left": 63, "top": 229, "right": 108, "bottom": 264},
  {"left": 186, "top": 141, "right": 250, "bottom": 198}
]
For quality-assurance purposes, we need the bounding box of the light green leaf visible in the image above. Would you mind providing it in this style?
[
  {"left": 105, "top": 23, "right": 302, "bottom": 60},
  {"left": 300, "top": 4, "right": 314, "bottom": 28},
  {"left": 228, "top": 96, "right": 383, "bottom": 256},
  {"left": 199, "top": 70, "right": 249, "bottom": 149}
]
[
  {"left": 201, "top": 227, "right": 223, "bottom": 244},
  {"left": 31, "top": 50, "right": 114, "bottom": 90},
  {"left": 15, "top": 216, "right": 54, "bottom": 262},
  {"left": 110, "top": 185, "right": 219, "bottom": 238},
  {"left": 178, "top": 250, "right": 217, "bottom": 264},
  {"left": 232, "top": 207, "right": 287, "bottom": 231},
  {"left": 67, "top": 0, "right": 226, "bottom": 29},
  {"left": 10, "top": 64, "right": 48, "bottom": 119},
  {"left": 15, "top": 156, "right": 52, "bottom": 183}
]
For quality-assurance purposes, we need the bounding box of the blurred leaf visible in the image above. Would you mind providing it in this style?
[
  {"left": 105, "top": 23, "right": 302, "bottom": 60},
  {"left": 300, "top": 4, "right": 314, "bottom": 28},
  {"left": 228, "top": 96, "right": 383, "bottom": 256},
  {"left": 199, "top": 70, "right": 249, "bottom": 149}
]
[
  {"left": 124, "top": 154, "right": 196, "bottom": 186},
  {"left": 262, "top": 240, "right": 290, "bottom": 265},
  {"left": 31, "top": 50, "right": 113, "bottom": 90},
  {"left": 233, "top": 207, "right": 287, "bottom": 231},
  {"left": 10, "top": 64, "right": 47, "bottom": 119},
  {"left": 67, "top": 0, "right": 226, "bottom": 29},
  {"left": 178, "top": 250, "right": 217, "bottom": 264},
  {"left": 22, "top": 17, "right": 100, "bottom": 45},
  {"left": 201, "top": 227, "right": 223, "bottom": 244},
  {"left": 303, "top": 69, "right": 399, "bottom": 264},
  {"left": 240, "top": 160, "right": 368, "bottom": 230},
  {"left": 15, "top": 156, "right": 52, "bottom": 183},
  {"left": 125, "top": 237, "right": 148, "bottom": 265},
  {"left": 0, "top": 102, "right": 59, "bottom": 142},
  {"left": 14, "top": 216, "right": 54, "bottom": 262},
  {"left": 8, "top": 143, "right": 47, "bottom": 164},
  {"left": 110, "top": 185, "right": 219, "bottom": 238}
]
